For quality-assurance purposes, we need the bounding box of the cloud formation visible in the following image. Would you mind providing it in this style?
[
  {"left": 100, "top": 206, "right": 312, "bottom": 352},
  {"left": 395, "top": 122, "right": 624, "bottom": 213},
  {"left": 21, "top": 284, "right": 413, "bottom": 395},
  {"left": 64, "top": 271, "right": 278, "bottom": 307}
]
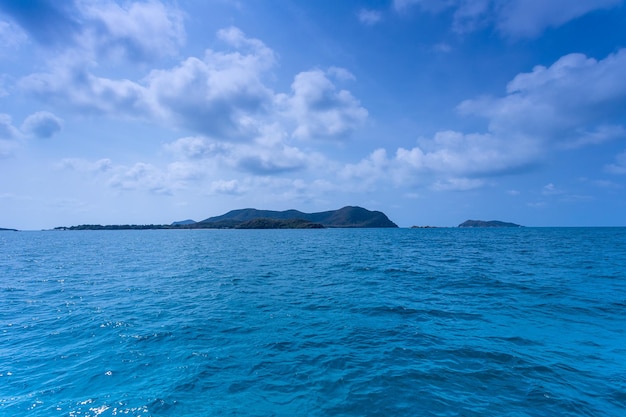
[
  {"left": 393, "top": 0, "right": 622, "bottom": 37},
  {"left": 0, "top": 0, "right": 184, "bottom": 61},
  {"left": 458, "top": 50, "right": 626, "bottom": 147},
  {"left": 344, "top": 48, "right": 626, "bottom": 192},
  {"left": 16, "top": 23, "right": 367, "bottom": 143},
  {"left": 279, "top": 69, "right": 368, "bottom": 140},
  {"left": 21, "top": 111, "right": 63, "bottom": 138}
]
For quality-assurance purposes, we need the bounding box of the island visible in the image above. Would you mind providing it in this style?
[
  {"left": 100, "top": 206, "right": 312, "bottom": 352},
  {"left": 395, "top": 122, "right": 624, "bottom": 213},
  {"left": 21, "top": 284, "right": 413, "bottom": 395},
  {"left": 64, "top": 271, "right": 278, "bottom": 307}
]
[
  {"left": 0, "top": 227, "right": 18, "bottom": 231},
  {"left": 55, "top": 206, "right": 398, "bottom": 230},
  {"left": 458, "top": 220, "right": 522, "bottom": 228}
]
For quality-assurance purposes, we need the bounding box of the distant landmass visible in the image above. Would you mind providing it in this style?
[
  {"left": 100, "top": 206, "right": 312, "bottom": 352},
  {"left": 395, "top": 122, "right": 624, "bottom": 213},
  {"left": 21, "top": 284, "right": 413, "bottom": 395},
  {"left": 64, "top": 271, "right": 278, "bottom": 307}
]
[
  {"left": 55, "top": 206, "right": 398, "bottom": 230},
  {"left": 0, "top": 227, "right": 18, "bottom": 231},
  {"left": 458, "top": 220, "right": 522, "bottom": 228},
  {"left": 194, "top": 206, "right": 398, "bottom": 228}
]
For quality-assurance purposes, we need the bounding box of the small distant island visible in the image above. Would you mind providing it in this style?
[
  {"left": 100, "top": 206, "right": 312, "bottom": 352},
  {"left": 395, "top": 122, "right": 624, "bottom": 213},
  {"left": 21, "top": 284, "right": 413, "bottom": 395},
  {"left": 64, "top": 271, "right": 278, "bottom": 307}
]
[
  {"left": 0, "top": 227, "right": 18, "bottom": 232},
  {"left": 458, "top": 220, "right": 522, "bottom": 228},
  {"left": 55, "top": 206, "right": 398, "bottom": 230}
]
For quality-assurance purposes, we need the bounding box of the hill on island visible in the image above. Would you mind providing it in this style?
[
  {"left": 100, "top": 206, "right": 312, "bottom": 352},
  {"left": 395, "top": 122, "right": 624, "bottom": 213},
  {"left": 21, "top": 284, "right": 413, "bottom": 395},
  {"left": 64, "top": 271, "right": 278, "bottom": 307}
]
[
  {"left": 191, "top": 206, "right": 398, "bottom": 228},
  {"left": 458, "top": 220, "right": 522, "bottom": 228},
  {"left": 56, "top": 206, "right": 398, "bottom": 230}
]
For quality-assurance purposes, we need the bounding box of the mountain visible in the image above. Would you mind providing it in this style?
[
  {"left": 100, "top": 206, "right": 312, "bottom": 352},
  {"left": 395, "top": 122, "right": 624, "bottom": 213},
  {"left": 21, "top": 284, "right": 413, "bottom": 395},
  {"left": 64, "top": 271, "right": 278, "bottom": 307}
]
[
  {"left": 196, "top": 206, "right": 398, "bottom": 228},
  {"left": 171, "top": 219, "right": 196, "bottom": 226},
  {"left": 458, "top": 220, "right": 522, "bottom": 228}
]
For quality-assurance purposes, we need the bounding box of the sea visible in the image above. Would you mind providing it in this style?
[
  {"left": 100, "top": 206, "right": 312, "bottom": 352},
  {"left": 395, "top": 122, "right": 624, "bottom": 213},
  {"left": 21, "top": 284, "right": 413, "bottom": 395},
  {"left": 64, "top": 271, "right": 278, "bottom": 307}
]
[{"left": 1, "top": 227, "right": 625, "bottom": 417}]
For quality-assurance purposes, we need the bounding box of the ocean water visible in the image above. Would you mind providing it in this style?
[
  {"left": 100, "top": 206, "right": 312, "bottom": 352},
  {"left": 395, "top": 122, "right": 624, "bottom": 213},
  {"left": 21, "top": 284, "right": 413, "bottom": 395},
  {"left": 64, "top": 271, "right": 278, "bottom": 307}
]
[{"left": 1, "top": 228, "right": 625, "bottom": 417}]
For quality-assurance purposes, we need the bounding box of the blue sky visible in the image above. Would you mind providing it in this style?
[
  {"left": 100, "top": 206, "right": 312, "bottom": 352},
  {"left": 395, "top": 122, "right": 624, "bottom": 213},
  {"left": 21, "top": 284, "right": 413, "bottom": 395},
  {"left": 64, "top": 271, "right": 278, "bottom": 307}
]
[{"left": 1, "top": 0, "right": 626, "bottom": 229}]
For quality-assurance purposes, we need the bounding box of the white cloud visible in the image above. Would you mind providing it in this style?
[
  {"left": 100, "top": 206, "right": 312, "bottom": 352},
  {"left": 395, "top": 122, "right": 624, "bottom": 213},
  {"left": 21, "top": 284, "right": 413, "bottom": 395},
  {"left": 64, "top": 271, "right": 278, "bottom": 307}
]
[
  {"left": 78, "top": 0, "right": 185, "bottom": 62},
  {"left": 21, "top": 111, "right": 63, "bottom": 138},
  {"left": 393, "top": 0, "right": 622, "bottom": 38},
  {"left": 210, "top": 179, "right": 242, "bottom": 195},
  {"left": 280, "top": 69, "right": 368, "bottom": 140},
  {"left": 145, "top": 29, "right": 275, "bottom": 139},
  {"left": 0, "top": 113, "right": 19, "bottom": 139},
  {"left": 459, "top": 50, "right": 626, "bottom": 148},
  {"left": 495, "top": 0, "right": 621, "bottom": 38},
  {"left": 164, "top": 134, "right": 325, "bottom": 176},
  {"left": 17, "top": 24, "right": 369, "bottom": 143},
  {"left": 108, "top": 162, "right": 173, "bottom": 194},
  {"left": 432, "top": 177, "right": 484, "bottom": 191},
  {"left": 358, "top": 9, "right": 383, "bottom": 25},
  {"left": 19, "top": 62, "right": 153, "bottom": 117},
  {"left": 0, "top": 18, "right": 27, "bottom": 50}
]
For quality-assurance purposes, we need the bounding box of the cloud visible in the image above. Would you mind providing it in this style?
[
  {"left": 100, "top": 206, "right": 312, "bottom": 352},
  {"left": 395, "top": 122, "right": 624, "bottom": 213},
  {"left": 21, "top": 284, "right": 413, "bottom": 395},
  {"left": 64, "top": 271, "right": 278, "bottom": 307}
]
[
  {"left": 107, "top": 162, "right": 173, "bottom": 194},
  {"left": 78, "top": 0, "right": 185, "bottom": 62},
  {"left": 59, "top": 157, "right": 113, "bottom": 173},
  {"left": 145, "top": 27, "right": 276, "bottom": 139},
  {"left": 164, "top": 134, "right": 323, "bottom": 176},
  {"left": 0, "top": 113, "right": 19, "bottom": 139},
  {"left": 494, "top": 0, "right": 622, "bottom": 38},
  {"left": 358, "top": 9, "right": 383, "bottom": 25},
  {"left": 0, "top": 0, "right": 80, "bottom": 46},
  {"left": 606, "top": 150, "right": 626, "bottom": 174},
  {"left": 209, "top": 179, "right": 242, "bottom": 195},
  {"left": 0, "top": 0, "right": 184, "bottom": 62},
  {"left": 458, "top": 50, "right": 626, "bottom": 148},
  {"left": 17, "top": 21, "right": 369, "bottom": 143},
  {"left": 342, "top": 129, "right": 538, "bottom": 192},
  {"left": 21, "top": 111, "right": 63, "bottom": 138},
  {"left": 0, "top": 18, "right": 28, "bottom": 50},
  {"left": 280, "top": 69, "right": 368, "bottom": 140},
  {"left": 19, "top": 61, "right": 153, "bottom": 117},
  {"left": 393, "top": 0, "right": 622, "bottom": 38}
]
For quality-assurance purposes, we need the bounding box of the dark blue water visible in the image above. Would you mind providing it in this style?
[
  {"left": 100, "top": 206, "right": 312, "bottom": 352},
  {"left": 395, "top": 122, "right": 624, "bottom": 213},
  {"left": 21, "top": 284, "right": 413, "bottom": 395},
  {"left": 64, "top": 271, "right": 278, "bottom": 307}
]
[{"left": 1, "top": 228, "right": 625, "bottom": 416}]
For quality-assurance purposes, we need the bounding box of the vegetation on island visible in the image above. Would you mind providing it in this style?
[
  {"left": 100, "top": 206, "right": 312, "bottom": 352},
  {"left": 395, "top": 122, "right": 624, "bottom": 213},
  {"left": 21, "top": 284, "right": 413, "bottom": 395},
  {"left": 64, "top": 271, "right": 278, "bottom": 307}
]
[
  {"left": 458, "top": 220, "right": 522, "bottom": 228},
  {"left": 54, "top": 206, "right": 398, "bottom": 230}
]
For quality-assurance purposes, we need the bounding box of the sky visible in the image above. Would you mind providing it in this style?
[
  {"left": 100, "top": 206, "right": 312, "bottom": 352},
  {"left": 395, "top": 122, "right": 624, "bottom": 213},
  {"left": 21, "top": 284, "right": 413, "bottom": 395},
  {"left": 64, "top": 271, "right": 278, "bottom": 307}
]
[{"left": 1, "top": 0, "right": 626, "bottom": 229}]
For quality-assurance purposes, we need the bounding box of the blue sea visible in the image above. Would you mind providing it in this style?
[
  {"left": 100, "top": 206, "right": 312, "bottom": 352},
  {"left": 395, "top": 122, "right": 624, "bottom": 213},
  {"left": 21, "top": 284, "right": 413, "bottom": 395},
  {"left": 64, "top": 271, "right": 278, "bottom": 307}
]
[{"left": 1, "top": 228, "right": 625, "bottom": 416}]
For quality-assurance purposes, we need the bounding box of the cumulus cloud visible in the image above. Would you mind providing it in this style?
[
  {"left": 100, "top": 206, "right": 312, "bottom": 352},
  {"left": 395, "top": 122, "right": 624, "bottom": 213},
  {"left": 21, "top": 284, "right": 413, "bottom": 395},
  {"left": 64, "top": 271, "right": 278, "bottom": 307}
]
[
  {"left": 19, "top": 25, "right": 369, "bottom": 143},
  {"left": 393, "top": 0, "right": 622, "bottom": 38},
  {"left": 145, "top": 27, "right": 276, "bottom": 139},
  {"left": 0, "top": 0, "right": 184, "bottom": 61},
  {"left": 78, "top": 0, "right": 185, "bottom": 62},
  {"left": 280, "top": 69, "right": 368, "bottom": 140},
  {"left": 164, "top": 134, "right": 323, "bottom": 176},
  {"left": 342, "top": 129, "right": 538, "bottom": 191},
  {"left": 21, "top": 111, "right": 63, "bottom": 138},
  {"left": 338, "top": 49, "right": 626, "bottom": 192},
  {"left": 19, "top": 62, "right": 152, "bottom": 116},
  {"left": 458, "top": 50, "right": 626, "bottom": 147}
]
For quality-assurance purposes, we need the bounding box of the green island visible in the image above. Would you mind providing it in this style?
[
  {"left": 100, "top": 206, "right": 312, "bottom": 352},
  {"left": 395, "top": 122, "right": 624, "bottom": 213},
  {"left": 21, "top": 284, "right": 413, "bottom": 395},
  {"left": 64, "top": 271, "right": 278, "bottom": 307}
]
[
  {"left": 54, "top": 206, "right": 398, "bottom": 230},
  {"left": 458, "top": 220, "right": 522, "bottom": 228}
]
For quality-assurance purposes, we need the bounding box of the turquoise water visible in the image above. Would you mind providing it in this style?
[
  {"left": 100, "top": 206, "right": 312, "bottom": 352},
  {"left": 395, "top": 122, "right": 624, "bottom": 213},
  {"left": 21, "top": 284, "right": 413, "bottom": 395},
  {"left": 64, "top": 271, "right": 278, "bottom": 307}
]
[{"left": 1, "top": 228, "right": 625, "bottom": 416}]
